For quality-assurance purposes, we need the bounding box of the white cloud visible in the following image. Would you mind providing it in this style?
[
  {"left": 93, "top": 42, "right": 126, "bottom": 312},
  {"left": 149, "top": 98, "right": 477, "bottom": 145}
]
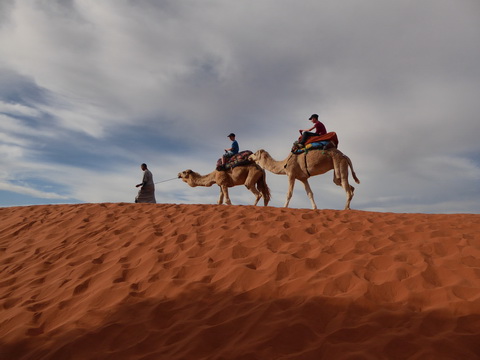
[
  {"left": 0, "top": 181, "right": 68, "bottom": 200},
  {"left": 0, "top": 101, "right": 40, "bottom": 117},
  {"left": 0, "top": 0, "right": 479, "bottom": 212}
]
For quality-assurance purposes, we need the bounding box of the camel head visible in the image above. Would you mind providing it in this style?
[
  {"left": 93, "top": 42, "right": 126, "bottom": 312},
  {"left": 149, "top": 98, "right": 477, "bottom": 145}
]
[
  {"left": 178, "top": 169, "right": 192, "bottom": 178},
  {"left": 249, "top": 149, "right": 266, "bottom": 163},
  {"left": 249, "top": 149, "right": 269, "bottom": 167},
  {"left": 178, "top": 169, "right": 195, "bottom": 186},
  {"left": 177, "top": 169, "right": 215, "bottom": 187}
]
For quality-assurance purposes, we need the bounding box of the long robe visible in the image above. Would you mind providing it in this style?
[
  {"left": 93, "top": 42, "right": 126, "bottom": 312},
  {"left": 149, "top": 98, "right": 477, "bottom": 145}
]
[{"left": 135, "top": 169, "right": 156, "bottom": 203}]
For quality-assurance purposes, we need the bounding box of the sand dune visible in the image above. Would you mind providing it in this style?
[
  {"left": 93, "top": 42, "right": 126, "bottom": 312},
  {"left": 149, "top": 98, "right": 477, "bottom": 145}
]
[{"left": 1, "top": 203, "right": 480, "bottom": 359}]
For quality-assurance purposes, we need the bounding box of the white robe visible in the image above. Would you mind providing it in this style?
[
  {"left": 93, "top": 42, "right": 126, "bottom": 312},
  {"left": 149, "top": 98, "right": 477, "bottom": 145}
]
[{"left": 135, "top": 169, "right": 156, "bottom": 203}]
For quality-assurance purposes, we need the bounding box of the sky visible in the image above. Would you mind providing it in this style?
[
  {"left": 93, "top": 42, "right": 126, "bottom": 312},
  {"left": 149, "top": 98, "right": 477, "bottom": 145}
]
[{"left": 1, "top": 0, "right": 479, "bottom": 213}]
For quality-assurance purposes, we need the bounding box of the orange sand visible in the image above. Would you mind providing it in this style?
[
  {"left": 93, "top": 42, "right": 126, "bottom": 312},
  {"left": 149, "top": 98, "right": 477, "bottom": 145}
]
[{"left": 1, "top": 203, "right": 480, "bottom": 359}]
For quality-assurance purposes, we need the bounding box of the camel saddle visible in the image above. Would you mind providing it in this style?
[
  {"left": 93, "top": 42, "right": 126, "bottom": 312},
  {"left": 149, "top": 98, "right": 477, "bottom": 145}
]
[
  {"left": 216, "top": 150, "right": 253, "bottom": 171},
  {"left": 292, "top": 132, "right": 339, "bottom": 154},
  {"left": 301, "top": 132, "right": 339, "bottom": 147}
]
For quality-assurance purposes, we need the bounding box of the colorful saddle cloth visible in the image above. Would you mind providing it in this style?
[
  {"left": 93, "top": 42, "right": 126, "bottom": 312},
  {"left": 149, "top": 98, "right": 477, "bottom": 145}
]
[
  {"left": 301, "top": 132, "right": 339, "bottom": 147},
  {"left": 216, "top": 150, "right": 253, "bottom": 170},
  {"left": 292, "top": 141, "right": 334, "bottom": 154},
  {"left": 292, "top": 132, "right": 339, "bottom": 154}
]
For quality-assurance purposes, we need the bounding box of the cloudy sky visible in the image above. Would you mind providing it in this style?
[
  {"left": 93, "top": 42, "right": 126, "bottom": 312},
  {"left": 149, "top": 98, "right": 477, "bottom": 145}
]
[{"left": 1, "top": 0, "right": 479, "bottom": 213}]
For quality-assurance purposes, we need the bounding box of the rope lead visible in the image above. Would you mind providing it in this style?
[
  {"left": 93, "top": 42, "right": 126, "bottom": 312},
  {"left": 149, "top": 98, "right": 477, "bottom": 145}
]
[{"left": 154, "top": 177, "right": 178, "bottom": 185}]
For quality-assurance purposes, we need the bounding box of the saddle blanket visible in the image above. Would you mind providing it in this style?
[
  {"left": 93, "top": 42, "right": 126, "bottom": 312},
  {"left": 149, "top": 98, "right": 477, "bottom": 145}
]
[
  {"left": 292, "top": 141, "right": 333, "bottom": 154},
  {"left": 298, "top": 131, "right": 339, "bottom": 147},
  {"left": 216, "top": 150, "right": 253, "bottom": 170}
]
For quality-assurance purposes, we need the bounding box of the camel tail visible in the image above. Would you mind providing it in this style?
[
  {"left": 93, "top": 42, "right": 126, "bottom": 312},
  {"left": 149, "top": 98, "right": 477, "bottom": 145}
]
[
  {"left": 256, "top": 170, "right": 271, "bottom": 205},
  {"left": 346, "top": 155, "right": 360, "bottom": 184}
]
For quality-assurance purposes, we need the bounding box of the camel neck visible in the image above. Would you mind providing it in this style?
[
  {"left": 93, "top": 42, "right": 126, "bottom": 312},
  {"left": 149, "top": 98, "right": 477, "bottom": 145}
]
[
  {"left": 258, "top": 152, "right": 287, "bottom": 175},
  {"left": 193, "top": 171, "right": 217, "bottom": 186}
]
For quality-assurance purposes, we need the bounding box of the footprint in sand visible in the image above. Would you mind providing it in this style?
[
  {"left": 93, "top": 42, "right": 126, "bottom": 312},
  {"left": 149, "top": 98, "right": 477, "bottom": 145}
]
[
  {"left": 25, "top": 323, "right": 45, "bottom": 336},
  {"left": 92, "top": 254, "right": 107, "bottom": 264},
  {"left": 113, "top": 269, "right": 129, "bottom": 283},
  {"left": 366, "top": 255, "right": 393, "bottom": 271},
  {"left": 267, "top": 237, "right": 281, "bottom": 253},
  {"left": 280, "top": 234, "right": 292, "bottom": 242},
  {"left": 276, "top": 261, "right": 290, "bottom": 281},
  {"left": 1, "top": 256, "right": 15, "bottom": 265},
  {"left": 73, "top": 278, "right": 91, "bottom": 295},
  {"left": 29, "top": 277, "right": 46, "bottom": 286},
  {"left": 58, "top": 299, "right": 71, "bottom": 310},
  {"left": 0, "top": 277, "right": 17, "bottom": 288},
  {"left": 305, "top": 225, "right": 317, "bottom": 235},
  {"left": 176, "top": 234, "right": 188, "bottom": 244},
  {"left": 3, "top": 297, "right": 22, "bottom": 309}
]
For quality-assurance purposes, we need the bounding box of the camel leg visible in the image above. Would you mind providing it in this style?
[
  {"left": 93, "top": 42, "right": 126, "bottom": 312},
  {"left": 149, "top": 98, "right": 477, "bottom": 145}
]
[
  {"left": 257, "top": 172, "right": 271, "bottom": 206},
  {"left": 244, "top": 173, "right": 263, "bottom": 206},
  {"left": 221, "top": 185, "right": 232, "bottom": 205},
  {"left": 332, "top": 171, "right": 341, "bottom": 186},
  {"left": 284, "top": 176, "right": 296, "bottom": 208},
  {"left": 217, "top": 188, "right": 224, "bottom": 205},
  {"left": 337, "top": 161, "right": 354, "bottom": 210},
  {"left": 346, "top": 185, "right": 355, "bottom": 210},
  {"left": 341, "top": 181, "right": 354, "bottom": 210},
  {"left": 245, "top": 185, "right": 262, "bottom": 206},
  {"left": 300, "top": 179, "right": 317, "bottom": 210},
  {"left": 262, "top": 188, "right": 269, "bottom": 206}
]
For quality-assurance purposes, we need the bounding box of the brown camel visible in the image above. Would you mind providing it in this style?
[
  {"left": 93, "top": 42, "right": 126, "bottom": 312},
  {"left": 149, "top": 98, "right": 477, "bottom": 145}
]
[
  {"left": 177, "top": 164, "right": 271, "bottom": 206},
  {"left": 249, "top": 148, "right": 360, "bottom": 210}
]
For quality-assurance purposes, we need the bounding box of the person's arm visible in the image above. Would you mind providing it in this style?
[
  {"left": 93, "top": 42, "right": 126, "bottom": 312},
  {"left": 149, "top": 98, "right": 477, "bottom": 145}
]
[
  {"left": 136, "top": 172, "right": 147, "bottom": 187},
  {"left": 225, "top": 141, "right": 238, "bottom": 152},
  {"left": 299, "top": 125, "right": 315, "bottom": 134}
]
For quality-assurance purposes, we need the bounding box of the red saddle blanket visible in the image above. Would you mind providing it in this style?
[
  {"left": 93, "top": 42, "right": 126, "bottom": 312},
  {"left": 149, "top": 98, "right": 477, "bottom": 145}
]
[
  {"left": 216, "top": 150, "right": 253, "bottom": 170},
  {"left": 298, "top": 132, "right": 339, "bottom": 147}
]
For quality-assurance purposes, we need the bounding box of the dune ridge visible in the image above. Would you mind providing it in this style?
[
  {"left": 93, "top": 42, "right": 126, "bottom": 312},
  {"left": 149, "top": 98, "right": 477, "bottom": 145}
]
[{"left": 1, "top": 203, "right": 480, "bottom": 359}]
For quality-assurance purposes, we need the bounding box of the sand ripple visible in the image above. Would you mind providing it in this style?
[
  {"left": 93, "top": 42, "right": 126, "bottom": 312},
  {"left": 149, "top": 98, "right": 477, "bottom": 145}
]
[{"left": 1, "top": 204, "right": 480, "bottom": 359}]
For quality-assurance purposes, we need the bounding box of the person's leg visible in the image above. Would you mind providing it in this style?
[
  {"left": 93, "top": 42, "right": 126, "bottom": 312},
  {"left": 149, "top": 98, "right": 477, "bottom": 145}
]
[
  {"left": 222, "top": 151, "right": 233, "bottom": 165},
  {"left": 299, "top": 131, "right": 315, "bottom": 145}
]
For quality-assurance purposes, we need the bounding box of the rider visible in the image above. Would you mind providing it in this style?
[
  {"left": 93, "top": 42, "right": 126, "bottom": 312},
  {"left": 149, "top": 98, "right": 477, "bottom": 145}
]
[
  {"left": 222, "top": 133, "right": 239, "bottom": 166},
  {"left": 298, "top": 114, "right": 327, "bottom": 147}
]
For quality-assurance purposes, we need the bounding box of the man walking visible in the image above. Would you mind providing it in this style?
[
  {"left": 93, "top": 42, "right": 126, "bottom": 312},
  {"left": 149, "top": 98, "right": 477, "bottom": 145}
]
[{"left": 135, "top": 163, "right": 156, "bottom": 203}]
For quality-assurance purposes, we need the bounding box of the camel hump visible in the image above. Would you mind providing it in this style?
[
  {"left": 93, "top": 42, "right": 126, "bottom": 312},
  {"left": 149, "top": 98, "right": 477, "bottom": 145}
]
[{"left": 216, "top": 150, "right": 254, "bottom": 171}]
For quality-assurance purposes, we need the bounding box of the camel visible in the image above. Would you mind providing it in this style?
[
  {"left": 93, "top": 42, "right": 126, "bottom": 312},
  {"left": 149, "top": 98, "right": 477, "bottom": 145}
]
[
  {"left": 177, "top": 164, "right": 271, "bottom": 206},
  {"left": 249, "top": 148, "right": 360, "bottom": 210}
]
